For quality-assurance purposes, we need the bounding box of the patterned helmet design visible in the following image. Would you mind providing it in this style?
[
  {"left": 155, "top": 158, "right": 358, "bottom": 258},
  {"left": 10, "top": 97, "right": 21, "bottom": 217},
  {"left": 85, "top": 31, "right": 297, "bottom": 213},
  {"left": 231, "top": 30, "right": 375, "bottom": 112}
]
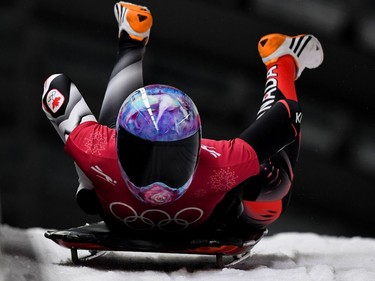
[{"left": 116, "top": 85, "right": 201, "bottom": 205}]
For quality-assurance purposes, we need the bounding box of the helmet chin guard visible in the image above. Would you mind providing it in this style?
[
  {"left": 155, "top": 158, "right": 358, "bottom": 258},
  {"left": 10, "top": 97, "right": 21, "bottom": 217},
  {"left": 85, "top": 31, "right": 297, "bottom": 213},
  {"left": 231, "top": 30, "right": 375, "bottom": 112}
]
[{"left": 124, "top": 177, "right": 193, "bottom": 206}]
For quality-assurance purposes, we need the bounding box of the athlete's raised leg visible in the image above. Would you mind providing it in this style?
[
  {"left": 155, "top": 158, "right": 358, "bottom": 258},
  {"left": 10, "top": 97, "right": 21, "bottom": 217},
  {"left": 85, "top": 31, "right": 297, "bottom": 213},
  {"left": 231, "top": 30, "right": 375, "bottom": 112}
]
[
  {"left": 99, "top": 2, "right": 153, "bottom": 128},
  {"left": 239, "top": 34, "right": 323, "bottom": 228},
  {"left": 42, "top": 73, "right": 99, "bottom": 213},
  {"left": 240, "top": 34, "right": 323, "bottom": 163}
]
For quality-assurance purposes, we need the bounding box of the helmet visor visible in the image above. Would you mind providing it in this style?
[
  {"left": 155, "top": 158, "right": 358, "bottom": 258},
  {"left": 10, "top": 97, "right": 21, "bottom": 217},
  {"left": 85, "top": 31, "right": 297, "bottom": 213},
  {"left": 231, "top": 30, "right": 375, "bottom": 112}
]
[{"left": 117, "top": 126, "right": 200, "bottom": 189}]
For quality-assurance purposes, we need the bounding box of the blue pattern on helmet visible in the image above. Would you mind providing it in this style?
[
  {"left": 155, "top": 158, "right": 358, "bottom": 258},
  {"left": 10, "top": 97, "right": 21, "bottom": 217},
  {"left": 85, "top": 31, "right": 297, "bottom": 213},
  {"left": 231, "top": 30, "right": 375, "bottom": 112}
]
[{"left": 117, "top": 85, "right": 200, "bottom": 142}]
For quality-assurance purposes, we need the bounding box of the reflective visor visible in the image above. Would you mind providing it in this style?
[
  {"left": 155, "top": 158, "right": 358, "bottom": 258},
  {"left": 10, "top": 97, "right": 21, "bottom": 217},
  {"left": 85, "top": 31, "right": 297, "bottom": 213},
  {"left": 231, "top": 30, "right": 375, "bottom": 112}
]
[{"left": 117, "top": 127, "right": 200, "bottom": 189}]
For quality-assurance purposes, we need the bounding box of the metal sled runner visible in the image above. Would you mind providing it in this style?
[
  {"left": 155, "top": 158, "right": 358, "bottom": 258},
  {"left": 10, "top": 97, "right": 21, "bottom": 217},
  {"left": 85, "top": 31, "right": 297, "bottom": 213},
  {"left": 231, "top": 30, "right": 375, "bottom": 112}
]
[{"left": 45, "top": 221, "right": 267, "bottom": 268}]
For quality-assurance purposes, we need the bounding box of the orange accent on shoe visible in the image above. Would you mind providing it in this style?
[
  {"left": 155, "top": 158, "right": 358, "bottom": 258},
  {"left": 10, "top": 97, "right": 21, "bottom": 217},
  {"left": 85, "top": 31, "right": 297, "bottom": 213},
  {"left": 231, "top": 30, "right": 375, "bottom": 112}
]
[
  {"left": 258, "top": 33, "right": 310, "bottom": 72},
  {"left": 258, "top": 34, "right": 287, "bottom": 59},
  {"left": 120, "top": 2, "right": 153, "bottom": 36}
]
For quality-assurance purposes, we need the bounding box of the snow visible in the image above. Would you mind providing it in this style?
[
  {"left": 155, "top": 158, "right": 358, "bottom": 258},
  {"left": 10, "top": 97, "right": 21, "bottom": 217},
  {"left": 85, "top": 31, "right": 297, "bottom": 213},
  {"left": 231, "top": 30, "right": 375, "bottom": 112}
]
[{"left": 1, "top": 225, "right": 375, "bottom": 281}]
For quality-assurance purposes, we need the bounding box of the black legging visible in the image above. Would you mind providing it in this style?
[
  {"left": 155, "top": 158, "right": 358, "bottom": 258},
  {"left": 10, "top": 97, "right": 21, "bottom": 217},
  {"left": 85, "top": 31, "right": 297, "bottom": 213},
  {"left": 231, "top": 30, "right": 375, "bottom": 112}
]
[
  {"left": 99, "top": 40, "right": 146, "bottom": 128},
  {"left": 240, "top": 98, "right": 301, "bottom": 165}
]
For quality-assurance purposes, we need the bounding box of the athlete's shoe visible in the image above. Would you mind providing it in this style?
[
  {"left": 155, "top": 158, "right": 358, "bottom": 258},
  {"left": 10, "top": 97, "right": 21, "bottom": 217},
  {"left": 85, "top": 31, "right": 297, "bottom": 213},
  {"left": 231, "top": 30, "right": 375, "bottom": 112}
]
[
  {"left": 258, "top": 33, "right": 323, "bottom": 79},
  {"left": 114, "top": 2, "right": 153, "bottom": 45}
]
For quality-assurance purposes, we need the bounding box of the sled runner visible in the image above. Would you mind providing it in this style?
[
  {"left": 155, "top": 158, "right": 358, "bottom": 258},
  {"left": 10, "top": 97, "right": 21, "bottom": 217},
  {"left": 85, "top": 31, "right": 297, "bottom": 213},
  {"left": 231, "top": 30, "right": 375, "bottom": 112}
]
[{"left": 45, "top": 221, "right": 267, "bottom": 268}]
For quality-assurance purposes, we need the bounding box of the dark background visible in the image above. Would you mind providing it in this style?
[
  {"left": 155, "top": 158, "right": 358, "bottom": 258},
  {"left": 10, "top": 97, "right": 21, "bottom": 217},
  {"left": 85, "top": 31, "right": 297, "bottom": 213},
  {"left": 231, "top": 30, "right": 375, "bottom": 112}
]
[{"left": 1, "top": 0, "right": 374, "bottom": 237}]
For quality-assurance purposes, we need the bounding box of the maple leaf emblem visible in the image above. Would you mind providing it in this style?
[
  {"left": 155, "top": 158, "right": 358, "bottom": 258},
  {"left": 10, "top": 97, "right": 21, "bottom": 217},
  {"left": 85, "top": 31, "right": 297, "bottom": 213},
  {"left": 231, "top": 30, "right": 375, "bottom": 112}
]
[
  {"left": 46, "top": 89, "right": 65, "bottom": 113},
  {"left": 52, "top": 97, "right": 61, "bottom": 109},
  {"left": 208, "top": 168, "right": 238, "bottom": 192}
]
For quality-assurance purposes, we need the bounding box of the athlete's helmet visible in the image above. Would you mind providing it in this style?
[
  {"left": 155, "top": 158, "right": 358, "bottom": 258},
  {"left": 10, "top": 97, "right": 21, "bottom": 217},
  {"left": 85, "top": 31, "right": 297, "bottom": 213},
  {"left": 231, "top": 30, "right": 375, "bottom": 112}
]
[{"left": 116, "top": 85, "right": 201, "bottom": 205}]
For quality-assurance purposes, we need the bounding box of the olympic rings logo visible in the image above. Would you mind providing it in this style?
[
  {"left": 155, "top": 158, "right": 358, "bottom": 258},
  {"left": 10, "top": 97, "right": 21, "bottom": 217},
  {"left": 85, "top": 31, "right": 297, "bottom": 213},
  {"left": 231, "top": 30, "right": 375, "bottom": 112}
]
[{"left": 109, "top": 202, "right": 204, "bottom": 231}]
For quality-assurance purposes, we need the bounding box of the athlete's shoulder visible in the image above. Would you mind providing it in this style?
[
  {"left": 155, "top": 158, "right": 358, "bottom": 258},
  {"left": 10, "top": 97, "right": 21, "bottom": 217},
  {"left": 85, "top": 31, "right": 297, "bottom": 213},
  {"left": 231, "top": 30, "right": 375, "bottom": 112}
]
[
  {"left": 201, "top": 138, "right": 257, "bottom": 157},
  {"left": 200, "top": 138, "right": 258, "bottom": 166},
  {"left": 65, "top": 121, "right": 116, "bottom": 157},
  {"left": 192, "top": 138, "right": 260, "bottom": 192},
  {"left": 68, "top": 121, "right": 113, "bottom": 139}
]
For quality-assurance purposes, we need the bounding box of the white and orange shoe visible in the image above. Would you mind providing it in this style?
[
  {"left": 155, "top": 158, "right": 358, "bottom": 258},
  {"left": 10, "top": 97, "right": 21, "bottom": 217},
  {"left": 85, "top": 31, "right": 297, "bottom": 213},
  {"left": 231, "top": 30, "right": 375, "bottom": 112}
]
[
  {"left": 114, "top": 2, "right": 153, "bottom": 45},
  {"left": 258, "top": 33, "right": 323, "bottom": 79}
]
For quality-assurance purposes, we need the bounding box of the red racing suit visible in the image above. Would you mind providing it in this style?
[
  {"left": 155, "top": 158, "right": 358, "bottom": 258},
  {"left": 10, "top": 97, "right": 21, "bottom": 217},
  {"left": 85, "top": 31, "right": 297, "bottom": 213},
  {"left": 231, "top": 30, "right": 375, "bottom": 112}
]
[{"left": 65, "top": 121, "right": 260, "bottom": 232}]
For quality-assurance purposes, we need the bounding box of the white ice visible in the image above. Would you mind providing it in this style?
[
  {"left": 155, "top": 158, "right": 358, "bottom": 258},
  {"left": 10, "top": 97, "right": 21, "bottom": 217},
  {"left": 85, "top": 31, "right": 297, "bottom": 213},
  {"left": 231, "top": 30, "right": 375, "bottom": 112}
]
[{"left": 1, "top": 225, "right": 374, "bottom": 281}]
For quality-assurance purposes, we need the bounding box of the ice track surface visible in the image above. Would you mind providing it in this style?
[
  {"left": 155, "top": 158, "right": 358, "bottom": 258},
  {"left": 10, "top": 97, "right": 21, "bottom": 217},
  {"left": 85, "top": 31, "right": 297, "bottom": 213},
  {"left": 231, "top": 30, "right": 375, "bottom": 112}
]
[{"left": 1, "top": 225, "right": 375, "bottom": 281}]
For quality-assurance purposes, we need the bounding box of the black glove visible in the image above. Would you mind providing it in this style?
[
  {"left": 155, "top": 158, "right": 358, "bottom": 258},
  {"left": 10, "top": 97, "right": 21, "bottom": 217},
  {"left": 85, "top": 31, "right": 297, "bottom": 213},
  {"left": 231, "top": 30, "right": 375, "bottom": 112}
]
[{"left": 76, "top": 189, "right": 101, "bottom": 215}]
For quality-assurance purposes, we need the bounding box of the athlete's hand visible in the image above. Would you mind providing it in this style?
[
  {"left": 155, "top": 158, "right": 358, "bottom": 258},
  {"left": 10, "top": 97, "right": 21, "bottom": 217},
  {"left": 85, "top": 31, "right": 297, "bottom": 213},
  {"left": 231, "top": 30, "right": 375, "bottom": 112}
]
[{"left": 76, "top": 189, "right": 101, "bottom": 215}]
